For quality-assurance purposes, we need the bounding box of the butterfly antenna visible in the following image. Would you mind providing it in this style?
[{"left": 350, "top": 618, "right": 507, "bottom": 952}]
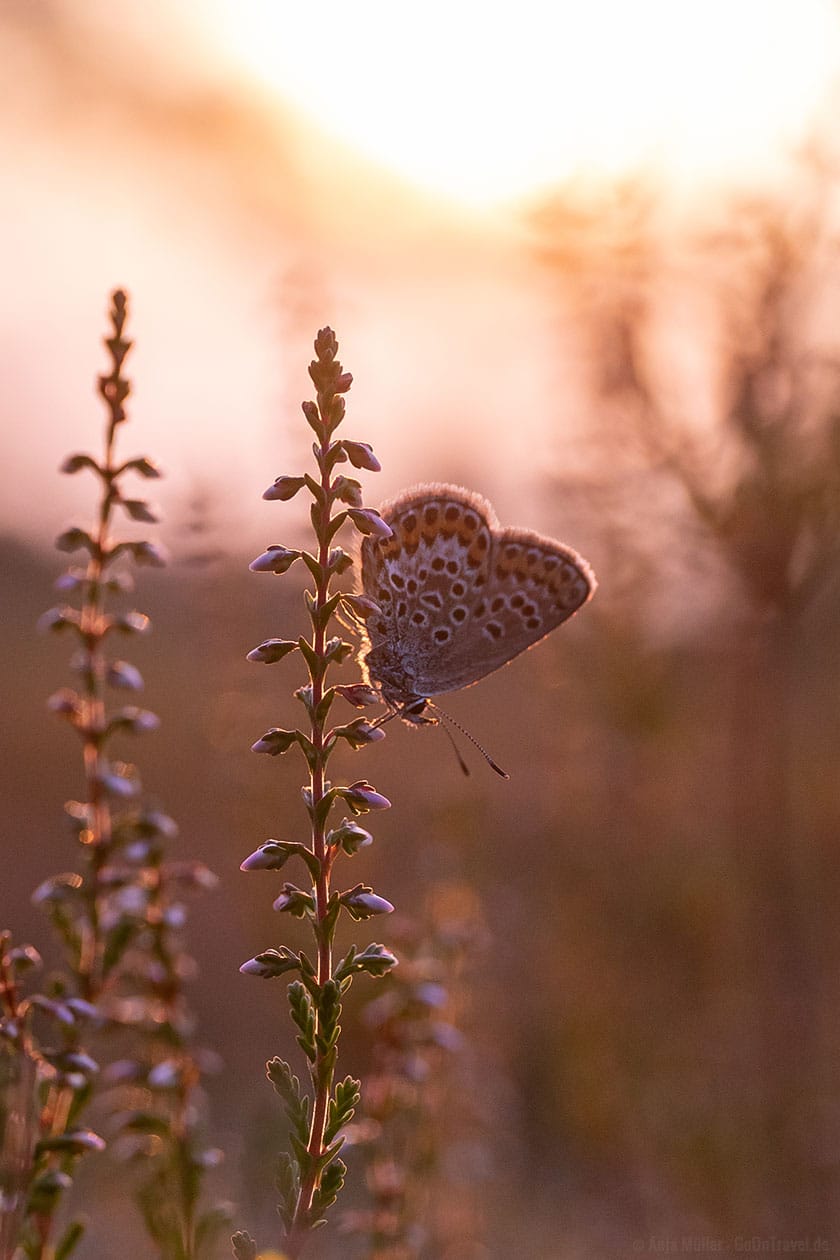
[
  {"left": 426, "top": 701, "right": 510, "bottom": 780},
  {"left": 438, "top": 719, "right": 471, "bottom": 777}
]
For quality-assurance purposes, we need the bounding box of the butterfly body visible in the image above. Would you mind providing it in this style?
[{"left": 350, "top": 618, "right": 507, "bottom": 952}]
[{"left": 358, "top": 484, "right": 595, "bottom": 721}]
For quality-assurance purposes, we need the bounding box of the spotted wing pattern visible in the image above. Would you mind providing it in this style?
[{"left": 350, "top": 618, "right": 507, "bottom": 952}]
[{"left": 359, "top": 483, "right": 594, "bottom": 701}]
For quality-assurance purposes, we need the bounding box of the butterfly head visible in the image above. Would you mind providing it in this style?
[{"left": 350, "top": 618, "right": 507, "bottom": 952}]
[{"left": 361, "top": 642, "right": 434, "bottom": 724}]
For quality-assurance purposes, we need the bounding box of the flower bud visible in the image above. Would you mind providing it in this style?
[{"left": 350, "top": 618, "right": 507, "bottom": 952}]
[
  {"left": 111, "top": 610, "right": 150, "bottom": 634},
  {"left": 251, "top": 727, "right": 300, "bottom": 755},
  {"left": 327, "top": 820, "right": 373, "bottom": 854},
  {"left": 338, "top": 780, "right": 392, "bottom": 814},
  {"left": 341, "top": 441, "right": 381, "bottom": 472},
  {"left": 272, "top": 883, "right": 315, "bottom": 916},
  {"left": 240, "top": 840, "right": 297, "bottom": 871},
  {"left": 314, "top": 327, "right": 338, "bottom": 360},
  {"left": 54, "top": 568, "right": 85, "bottom": 592},
  {"left": 347, "top": 508, "right": 393, "bottom": 539},
  {"left": 107, "top": 706, "right": 160, "bottom": 735},
  {"left": 47, "top": 688, "right": 81, "bottom": 719},
  {"left": 107, "top": 660, "right": 144, "bottom": 690},
  {"left": 341, "top": 594, "right": 381, "bottom": 621},
  {"left": 120, "top": 498, "right": 159, "bottom": 523},
  {"left": 263, "top": 475, "right": 306, "bottom": 502},
  {"left": 60, "top": 453, "right": 100, "bottom": 475},
  {"left": 55, "top": 527, "right": 95, "bottom": 554},
  {"left": 123, "top": 540, "right": 167, "bottom": 567},
  {"left": 332, "top": 476, "right": 364, "bottom": 507},
  {"left": 328, "top": 547, "right": 354, "bottom": 575},
  {"left": 333, "top": 719, "right": 386, "bottom": 748},
  {"left": 341, "top": 885, "right": 395, "bottom": 920},
  {"left": 334, "top": 684, "right": 379, "bottom": 708},
  {"left": 249, "top": 545, "right": 301, "bottom": 575},
  {"left": 246, "top": 638, "right": 299, "bottom": 664},
  {"left": 120, "top": 456, "right": 161, "bottom": 478},
  {"left": 239, "top": 947, "right": 300, "bottom": 979},
  {"left": 38, "top": 607, "right": 81, "bottom": 633}
]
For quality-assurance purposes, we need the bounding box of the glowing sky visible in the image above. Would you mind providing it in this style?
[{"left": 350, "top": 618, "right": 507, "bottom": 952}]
[{"left": 211, "top": 0, "right": 840, "bottom": 207}]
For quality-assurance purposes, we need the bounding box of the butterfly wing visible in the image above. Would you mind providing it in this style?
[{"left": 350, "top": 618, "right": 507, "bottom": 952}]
[{"left": 359, "top": 484, "right": 595, "bottom": 697}]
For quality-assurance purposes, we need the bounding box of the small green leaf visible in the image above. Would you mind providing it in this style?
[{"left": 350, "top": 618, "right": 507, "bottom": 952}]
[
  {"left": 311, "top": 1156, "right": 346, "bottom": 1218},
  {"left": 274, "top": 1151, "right": 300, "bottom": 1231},
  {"left": 324, "top": 1076, "right": 361, "bottom": 1145},
  {"left": 288, "top": 983, "right": 316, "bottom": 1062},
  {"left": 55, "top": 1219, "right": 86, "bottom": 1260}
]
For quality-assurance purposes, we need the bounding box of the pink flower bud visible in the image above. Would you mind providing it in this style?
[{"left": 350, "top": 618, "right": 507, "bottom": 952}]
[
  {"left": 339, "top": 780, "right": 392, "bottom": 814},
  {"left": 262, "top": 475, "right": 306, "bottom": 502},
  {"left": 341, "top": 885, "right": 394, "bottom": 919},
  {"left": 335, "top": 684, "right": 380, "bottom": 708},
  {"left": 347, "top": 508, "right": 393, "bottom": 539},
  {"left": 334, "top": 719, "right": 386, "bottom": 748},
  {"left": 251, "top": 728, "right": 300, "bottom": 755},
  {"left": 249, "top": 545, "right": 301, "bottom": 574},
  {"left": 341, "top": 594, "right": 381, "bottom": 620},
  {"left": 246, "top": 638, "right": 299, "bottom": 664},
  {"left": 341, "top": 441, "right": 381, "bottom": 472}
]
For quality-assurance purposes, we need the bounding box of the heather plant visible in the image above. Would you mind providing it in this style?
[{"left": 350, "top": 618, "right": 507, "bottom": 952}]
[
  {"left": 0, "top": 932, "right": 41, "bottom": 1256},
  {"left": 340, "top": 892, "right": 486, "bottom": 1260},
  {"left": 3, "top": 290, "right": 223, "bottom": 1259},
  {"left": 232, "top": 328, "right": 398, "bottom": 1260}
]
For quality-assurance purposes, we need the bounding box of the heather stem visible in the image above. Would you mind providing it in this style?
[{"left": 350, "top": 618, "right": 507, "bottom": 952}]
[{"left": 287, "top": 434, "right": 336, "bottom": 1254}]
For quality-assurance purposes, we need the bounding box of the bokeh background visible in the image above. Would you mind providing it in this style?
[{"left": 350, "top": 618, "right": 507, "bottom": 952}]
[{"left": 4, "top": 2, "right": 840, "bottom": 1256}]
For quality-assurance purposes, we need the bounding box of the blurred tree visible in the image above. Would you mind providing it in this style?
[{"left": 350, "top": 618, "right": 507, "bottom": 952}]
[{"left": 534, "top": 153, "right": 840, "bottom": 1238}]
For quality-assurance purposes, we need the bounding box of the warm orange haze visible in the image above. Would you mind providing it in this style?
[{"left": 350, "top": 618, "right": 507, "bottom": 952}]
[{"left": 3, "top": 2, "right": 840, "bottom": 1258}]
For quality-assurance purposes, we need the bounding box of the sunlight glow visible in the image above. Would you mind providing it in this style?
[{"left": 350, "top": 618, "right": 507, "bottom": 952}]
[{"left": 214, "top": 0, "right": 840, "bottom": 207}]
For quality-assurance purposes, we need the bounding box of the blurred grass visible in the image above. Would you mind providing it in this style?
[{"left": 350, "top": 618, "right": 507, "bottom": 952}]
[{"left": 4, "top": 497, "right": 840, "bottom": 1255}]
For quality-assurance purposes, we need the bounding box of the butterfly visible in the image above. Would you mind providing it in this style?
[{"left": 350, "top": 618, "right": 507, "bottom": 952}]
[{"left": 357, "top": 483, "right": 595, "bottom": 732}]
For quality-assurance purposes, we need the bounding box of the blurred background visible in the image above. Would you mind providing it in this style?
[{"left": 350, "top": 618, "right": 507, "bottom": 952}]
[{"left": 4, "top": 1, "right": 840, "bottom": 1255}]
